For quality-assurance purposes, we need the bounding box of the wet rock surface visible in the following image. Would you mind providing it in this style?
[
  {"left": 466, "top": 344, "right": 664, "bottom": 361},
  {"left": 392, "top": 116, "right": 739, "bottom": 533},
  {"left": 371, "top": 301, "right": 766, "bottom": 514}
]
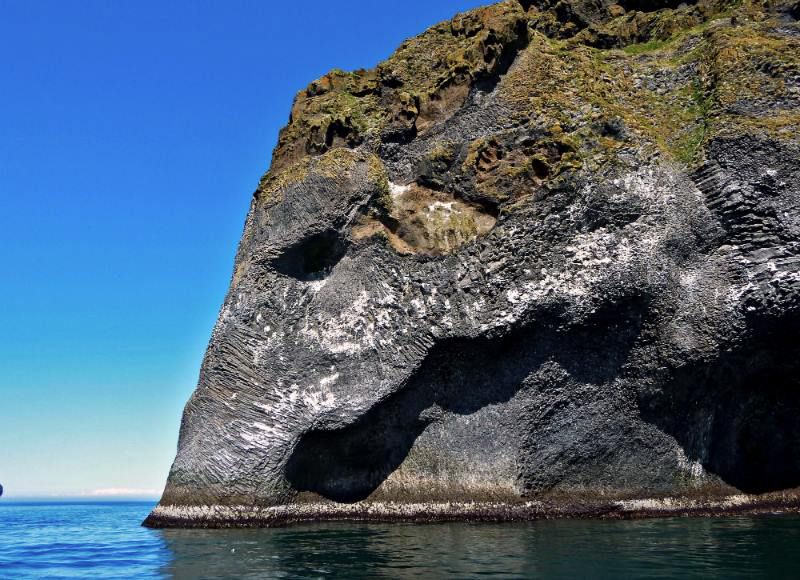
[{"left": 147, "top": 0, "right": 800, "bottom": 527}]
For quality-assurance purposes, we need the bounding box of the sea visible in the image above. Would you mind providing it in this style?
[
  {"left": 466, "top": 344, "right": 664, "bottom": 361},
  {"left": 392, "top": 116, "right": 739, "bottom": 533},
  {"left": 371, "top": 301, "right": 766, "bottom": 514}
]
[{"left": 1, "top": 501, "right": 800, "bottom": 578}]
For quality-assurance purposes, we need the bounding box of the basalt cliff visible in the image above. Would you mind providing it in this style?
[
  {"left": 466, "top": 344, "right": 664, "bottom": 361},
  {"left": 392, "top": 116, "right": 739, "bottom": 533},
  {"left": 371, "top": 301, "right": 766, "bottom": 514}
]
[{"left": 146, "top": 0, "right": 800, "bottom": 528}]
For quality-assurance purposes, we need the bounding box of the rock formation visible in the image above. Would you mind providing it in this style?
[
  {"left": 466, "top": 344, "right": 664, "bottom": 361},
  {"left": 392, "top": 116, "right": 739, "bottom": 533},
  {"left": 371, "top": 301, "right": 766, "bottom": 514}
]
[{"left": 145, "top": 0, "right": 800, "bottom": 527}]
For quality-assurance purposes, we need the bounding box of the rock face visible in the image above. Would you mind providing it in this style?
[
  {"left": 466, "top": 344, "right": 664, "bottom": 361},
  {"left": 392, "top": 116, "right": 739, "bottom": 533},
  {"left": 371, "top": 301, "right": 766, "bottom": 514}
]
[{"left": 146, "top": 0, "right": 800, "bottom": 527}]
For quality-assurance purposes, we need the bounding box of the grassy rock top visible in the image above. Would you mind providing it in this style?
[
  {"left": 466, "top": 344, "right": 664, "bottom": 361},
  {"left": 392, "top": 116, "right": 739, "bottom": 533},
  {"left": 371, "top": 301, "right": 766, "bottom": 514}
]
[{"left": 257, "top": 0, "right": 799, "bottom": 211}]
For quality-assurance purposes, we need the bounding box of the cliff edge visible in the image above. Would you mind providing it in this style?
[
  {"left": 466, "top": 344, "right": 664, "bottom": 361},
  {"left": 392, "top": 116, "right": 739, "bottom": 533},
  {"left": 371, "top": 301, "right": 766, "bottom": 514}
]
[{"left": 146, "top": 0, "right": 800, "bottom": 527}]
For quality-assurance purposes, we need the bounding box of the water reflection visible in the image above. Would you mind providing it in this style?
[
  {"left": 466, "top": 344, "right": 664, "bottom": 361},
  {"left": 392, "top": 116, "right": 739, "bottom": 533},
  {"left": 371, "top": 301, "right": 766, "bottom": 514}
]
[
  {"left": 4, "top": 502, "right": 797, "bottom": 578},
  {"left": 158, "top": 516, "right": 800, "bottom": 579}
]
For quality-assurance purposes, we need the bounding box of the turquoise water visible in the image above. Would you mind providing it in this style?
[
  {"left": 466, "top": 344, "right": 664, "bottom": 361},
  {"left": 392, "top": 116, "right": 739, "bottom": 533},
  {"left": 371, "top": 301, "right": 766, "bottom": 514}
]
[{"left": 1, "top": 502, "right": 800, "bottom": 578}]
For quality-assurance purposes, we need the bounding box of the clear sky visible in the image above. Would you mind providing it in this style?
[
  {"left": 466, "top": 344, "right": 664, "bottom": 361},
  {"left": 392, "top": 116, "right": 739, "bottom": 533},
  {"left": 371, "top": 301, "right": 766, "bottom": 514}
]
[{"left": 0, "top": 0, "right": 490, "bottom": 499}]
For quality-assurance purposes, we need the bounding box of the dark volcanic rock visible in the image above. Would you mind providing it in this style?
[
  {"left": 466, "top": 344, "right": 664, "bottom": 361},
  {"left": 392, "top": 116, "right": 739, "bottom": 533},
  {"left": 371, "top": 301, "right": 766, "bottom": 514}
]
[{"left": 146, "top": 0, "right": 800, "bottom": 527}]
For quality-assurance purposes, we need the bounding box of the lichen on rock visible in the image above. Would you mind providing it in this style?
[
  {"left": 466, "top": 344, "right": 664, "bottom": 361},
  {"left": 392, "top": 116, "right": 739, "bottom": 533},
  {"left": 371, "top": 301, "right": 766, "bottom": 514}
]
[{"left": 146, "top": 0, "right": 800, "bottom": 528}]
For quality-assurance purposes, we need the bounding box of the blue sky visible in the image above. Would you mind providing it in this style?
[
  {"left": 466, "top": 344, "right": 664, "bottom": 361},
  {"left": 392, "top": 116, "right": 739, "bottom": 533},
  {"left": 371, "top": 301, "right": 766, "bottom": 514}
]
[{"left": 0, "top": 0, "right": 490, "bottom": 498}]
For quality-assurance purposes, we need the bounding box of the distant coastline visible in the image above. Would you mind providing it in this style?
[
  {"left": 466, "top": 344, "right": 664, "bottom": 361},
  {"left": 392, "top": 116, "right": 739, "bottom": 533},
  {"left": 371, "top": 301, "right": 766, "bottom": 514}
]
[{"left": 1, "top": 497, "right": 159, "bottom": 504}]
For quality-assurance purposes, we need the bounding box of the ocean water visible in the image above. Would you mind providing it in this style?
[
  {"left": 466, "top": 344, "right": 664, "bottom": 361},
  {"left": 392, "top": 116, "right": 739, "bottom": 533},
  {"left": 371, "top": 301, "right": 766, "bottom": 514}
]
[{"left": 1, "top": 502, "right": 800, "bottom": 578}]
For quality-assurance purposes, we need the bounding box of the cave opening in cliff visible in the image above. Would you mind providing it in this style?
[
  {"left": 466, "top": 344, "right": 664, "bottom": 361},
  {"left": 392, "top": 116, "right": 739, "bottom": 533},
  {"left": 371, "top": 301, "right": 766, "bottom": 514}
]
[
  {"left": 639, "top": 312, "right": 800, "bottom": 494},
  {"left": 271, "top": 229, "right": 349, "bottom": 281},
  {"left": 285, "top": 297, "right": 646, "bottom": 503}
]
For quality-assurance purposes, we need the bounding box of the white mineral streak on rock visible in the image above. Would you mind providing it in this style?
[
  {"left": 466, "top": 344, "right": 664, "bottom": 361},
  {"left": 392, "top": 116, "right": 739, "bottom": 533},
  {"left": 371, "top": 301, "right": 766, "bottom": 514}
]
[
  {"left": 300, "top": 290, "right": 381, "bottom": 354},
  {"left": 676, "top": 447, "right": 706, "bottom": 480},
  {"left": 302, "top": 388, "right": 337, "bottom": 412},
  {"left": 409, "top": 297, "right": 427, "bottom": 318},
  {"left": 378, "top": 282, "right": 397, "bottom": 305},
  {"left": 490, "top": 168, "right": 702, "bottom": 333},
  {"left": 530, "top": 230, "right": 619, "bottom": 300},
  {"left": 480, "top": 165, "right": 699, "bottom": 335},
  {"left": 614, "top": 167, "right": 676, "bottom": 205},
  {"left": 389, "top": 181, "right": 410, "bottom": 198},
  {"left": 319, "top": 373, "right": 340, "bottom": 388},
  {"left": 307, "top": 279, "right": 327, "bottom": 292},
  {"left": 426, "top": 201, "right": 456, "bottom": 214},
  {"left": 376, "top": 309, "right": 392, "bottom": 328},
  {"left": 238, "top": 371, "right": 340, "bottom": 449}
]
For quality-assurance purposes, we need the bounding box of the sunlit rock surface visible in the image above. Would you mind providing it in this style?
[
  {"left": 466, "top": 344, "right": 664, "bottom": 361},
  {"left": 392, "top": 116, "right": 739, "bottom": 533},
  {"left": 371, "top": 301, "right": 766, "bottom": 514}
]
[{"left": 146, "top": 0, "right": 800, "bottom": 527}]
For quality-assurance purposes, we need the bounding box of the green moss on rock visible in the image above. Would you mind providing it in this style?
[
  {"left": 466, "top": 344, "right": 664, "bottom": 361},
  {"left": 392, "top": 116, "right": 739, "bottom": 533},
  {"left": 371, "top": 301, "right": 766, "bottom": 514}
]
[{"left": 261, "top": 0, "right": 798, "bottom": 215}]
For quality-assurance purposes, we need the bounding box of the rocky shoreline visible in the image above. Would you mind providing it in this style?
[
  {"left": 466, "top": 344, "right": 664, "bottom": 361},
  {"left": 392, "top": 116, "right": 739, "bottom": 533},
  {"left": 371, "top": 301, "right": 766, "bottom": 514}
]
[{"left": 144, "top": 491, "right": 800, "bottom": 529}]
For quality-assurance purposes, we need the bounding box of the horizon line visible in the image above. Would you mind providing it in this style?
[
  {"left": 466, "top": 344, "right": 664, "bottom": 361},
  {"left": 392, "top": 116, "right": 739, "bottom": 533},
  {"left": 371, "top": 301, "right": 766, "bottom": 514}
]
[{"left": 1, "top": 496, "right": 160, "bottom": 502}]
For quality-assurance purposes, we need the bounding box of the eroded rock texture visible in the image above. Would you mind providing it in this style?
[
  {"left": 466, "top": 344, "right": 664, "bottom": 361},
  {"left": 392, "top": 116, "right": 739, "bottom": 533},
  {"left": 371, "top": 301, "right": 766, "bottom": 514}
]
[{"left": 147, "top": 0, "right": 800, "bottom": 527}]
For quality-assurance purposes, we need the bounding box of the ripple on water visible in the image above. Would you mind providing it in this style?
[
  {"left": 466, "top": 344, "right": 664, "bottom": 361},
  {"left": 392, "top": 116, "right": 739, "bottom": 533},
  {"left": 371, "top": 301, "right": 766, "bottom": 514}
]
[{"left": 1, "top": 502, "right": 800, "bottom": 578}]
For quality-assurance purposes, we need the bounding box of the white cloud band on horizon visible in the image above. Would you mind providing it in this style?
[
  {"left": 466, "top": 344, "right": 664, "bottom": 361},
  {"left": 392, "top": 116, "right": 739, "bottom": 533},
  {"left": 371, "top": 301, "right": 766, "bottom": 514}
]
[{"left": 85, "top": 487, "right": 162, "bottom": 497}]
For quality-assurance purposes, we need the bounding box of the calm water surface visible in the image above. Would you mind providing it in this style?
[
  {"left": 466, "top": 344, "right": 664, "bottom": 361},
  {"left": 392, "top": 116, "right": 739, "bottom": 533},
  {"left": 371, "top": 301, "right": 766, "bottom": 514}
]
[{"left": 1, "top": 501, "right": 799, "bottom": 578}]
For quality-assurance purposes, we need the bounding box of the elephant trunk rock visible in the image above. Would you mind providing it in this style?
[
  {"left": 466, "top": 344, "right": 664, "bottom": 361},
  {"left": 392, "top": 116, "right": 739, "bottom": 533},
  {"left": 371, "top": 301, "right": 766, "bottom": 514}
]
[{"left": 146, "top": 0, "right": 800, "bottom": 527}]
